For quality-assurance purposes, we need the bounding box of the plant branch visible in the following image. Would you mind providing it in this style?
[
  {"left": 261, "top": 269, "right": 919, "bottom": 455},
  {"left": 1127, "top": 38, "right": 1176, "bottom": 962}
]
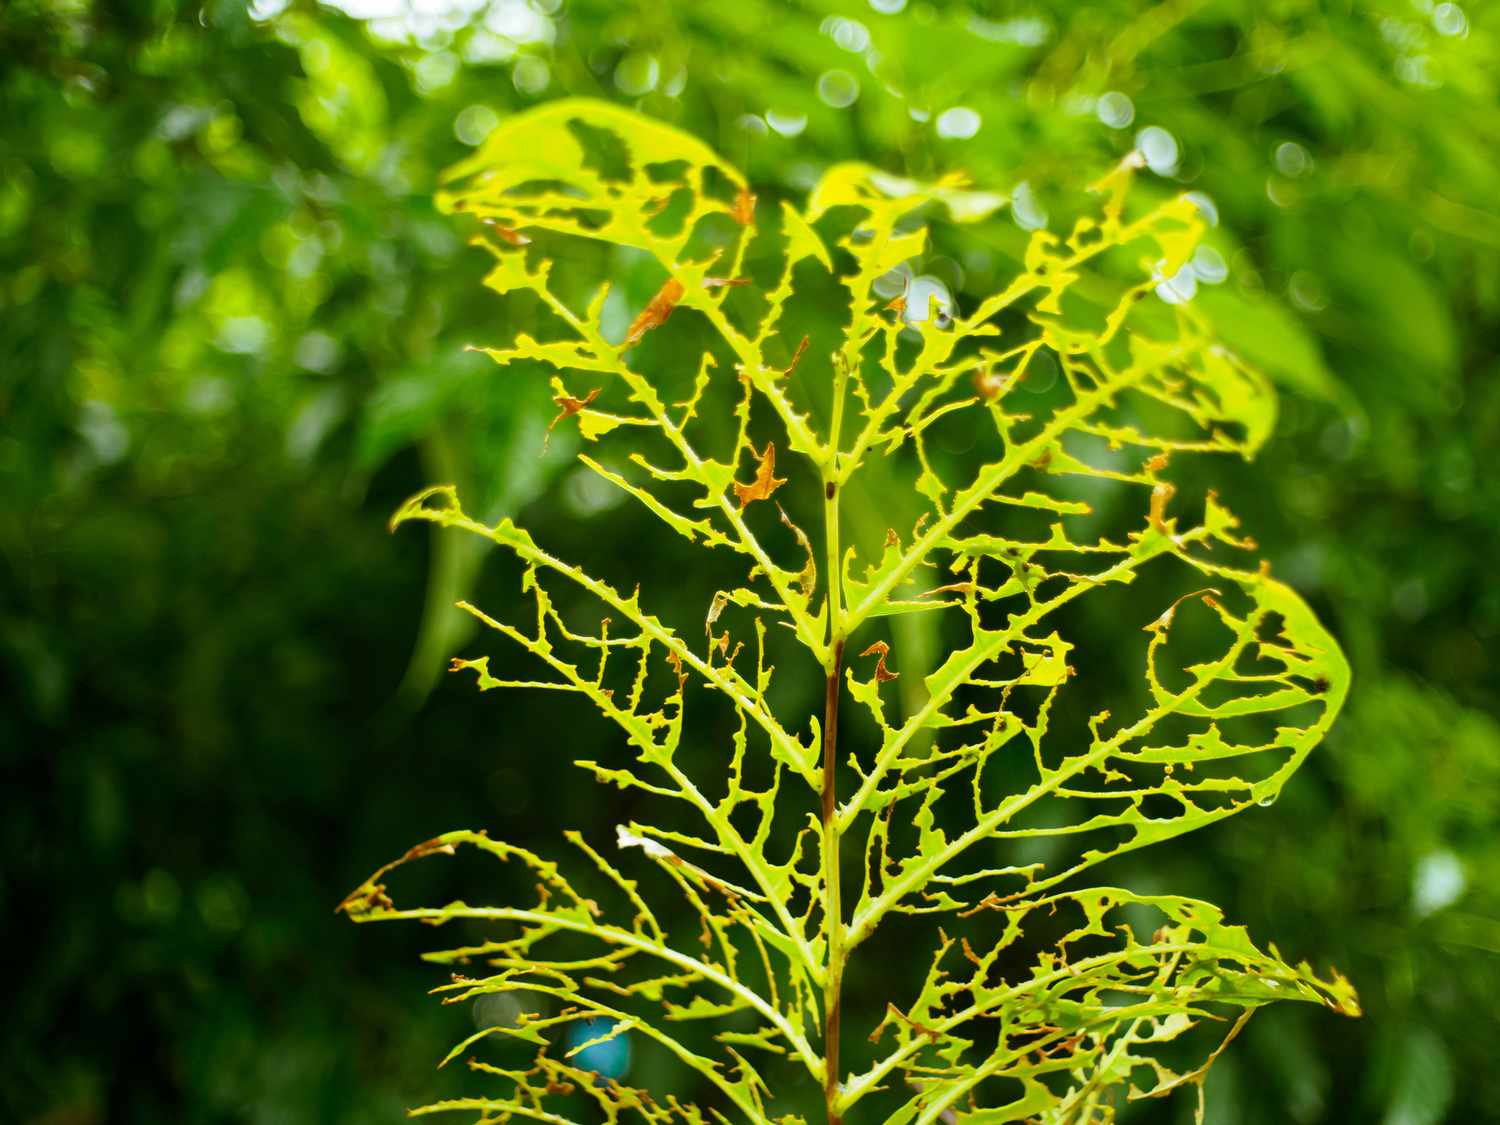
[{"left": 821, "top": 637, "right": 845, "bottom": 1125}]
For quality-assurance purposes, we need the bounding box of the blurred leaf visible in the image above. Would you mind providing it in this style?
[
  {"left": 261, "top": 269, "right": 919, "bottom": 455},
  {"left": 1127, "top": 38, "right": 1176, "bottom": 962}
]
[{"left": 1197, "top": 289, "right": 1348, "bottom": 408}]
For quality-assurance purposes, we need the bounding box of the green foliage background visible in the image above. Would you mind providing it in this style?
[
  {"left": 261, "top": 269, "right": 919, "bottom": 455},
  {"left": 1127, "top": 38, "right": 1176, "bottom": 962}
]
[{"left": 2, "top": 0, "right": 1496, "bottom": 1121}]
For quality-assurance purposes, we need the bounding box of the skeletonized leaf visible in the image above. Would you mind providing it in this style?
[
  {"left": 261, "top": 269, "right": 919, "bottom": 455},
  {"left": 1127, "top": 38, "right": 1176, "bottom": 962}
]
[{"left": 351, "top": 99, "right": 1354, "bottom": 1125}]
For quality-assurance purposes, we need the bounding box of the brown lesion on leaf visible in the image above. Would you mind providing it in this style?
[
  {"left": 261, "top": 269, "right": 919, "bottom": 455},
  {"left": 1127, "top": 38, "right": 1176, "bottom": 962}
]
[
  {"left": 959, "top": 937, "right": 985, "bottom": 968},
  {"left": 784, "top": 335, "right": 810, "bottom": 378},
  {"left": 733, "top": 441, "right": 787, "bottom": 508},
  {"left": 972, "top": 366, "right": 1006, "bottom": 400},
  {"left": 713, "top": 630, "right": 745, "bottom": 668},
  {"left": 1031, "top": 1030, "right": 1085, "bottom": 1062},
  {"left": 778, "top": 504, "right": 818, "bottom": 600},
  {"left": 337, "top": 881, "right": 395, "bottom": 918},
  {"left": 859, "top": 640, "right": 899, "bottom": 683},
  {"left": 623, "top": 277, "right": 685, "bottom": 347},
  {"left": 481, "top": 219, "right": 531, "bottom": 246},
  {"left": 666, "top": 649, "right": 687, "bottom": 693},
  {"left": 732, "top": 185, "right": 756, "bottom": 226},
  {"left": 957, "top": 892, "right": 1005, "bottom": 918},
  {"left": 704, "top": 592, "right": 747, "bottom": 669},
  {"left": 870, "top": 1000, "right": 945, "bottom": 1048},
  {"left": 548, "top": 387, "right": 600, "bottom": 437},
  {"left": 337, "top": 833, "right": 465, "bottom": 918},
  {"left": 404, "top": 836, "right": 460, "bottom": 861}
]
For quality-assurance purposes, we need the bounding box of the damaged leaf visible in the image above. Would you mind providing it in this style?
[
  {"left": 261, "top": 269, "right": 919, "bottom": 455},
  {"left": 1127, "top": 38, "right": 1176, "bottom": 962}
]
[{"left": 350, "top": 99, "right": 1355, "bottom": 1125}]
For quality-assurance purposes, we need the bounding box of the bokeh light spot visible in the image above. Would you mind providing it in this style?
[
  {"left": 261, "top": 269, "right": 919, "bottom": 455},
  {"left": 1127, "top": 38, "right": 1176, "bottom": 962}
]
[{"left": 935, "top": 106, "right": 981, "bottom": 139}]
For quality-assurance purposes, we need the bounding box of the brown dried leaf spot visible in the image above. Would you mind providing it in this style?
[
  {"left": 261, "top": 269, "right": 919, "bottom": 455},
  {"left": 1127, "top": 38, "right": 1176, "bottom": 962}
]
[
  {"left": 548, "top": 387, "right": 599, "bottom": 433},
  {"left": 784, "top": 335, "right": 810, "bottom": 377},
  {"left": 666, "top": 649, "right": 687, "bottom": 692},
  {"left": 624, "top": 278, "right": 686, "bottom": 348},
  {"left": 482, "top": 219, "right": 531, "bottom": 246},
  {"left": 859, "top": 640, "right": 900, "bottom": 683},
  {"left": 733, "top": 442, "right": 787, "bottom": 509},
  {"left": 777, "top": 503, "right": 818, "bottom": 599},
  {"left": 973, "top": 366, "right": 1006, "bottom": 399},
  {"left": 732, "top": 186, "right": 756, "bottom": 226}
]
